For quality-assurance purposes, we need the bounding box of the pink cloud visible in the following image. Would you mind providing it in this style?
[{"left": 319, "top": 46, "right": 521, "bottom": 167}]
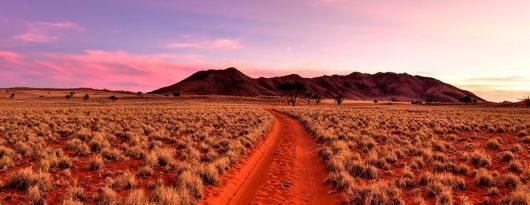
[
  {"left": 0, "top": 50, "right": 23, "bottom": 63},
  {"left": 168, "top": 38, "right": 242, "bottom": 49},
  {"left": 0, "top": 50, "right": 207, "bottom": 91},
  {"left": 11, "top": 21, "right": 83, "bottom": 44},
  {"left": 13, "top": 33, "right": 58, "bottom": 43}
]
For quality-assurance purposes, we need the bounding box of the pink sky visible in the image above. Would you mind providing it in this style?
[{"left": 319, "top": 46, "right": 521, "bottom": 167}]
[{"left": 0, "top": 0, "right": 529, "bottom": 101}]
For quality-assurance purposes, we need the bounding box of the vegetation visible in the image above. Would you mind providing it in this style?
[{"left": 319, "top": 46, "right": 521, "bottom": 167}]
[
  {"left": 520, "top": 96, "right": 530, "bottom": 107},
  {"left": 0, "top": 102, "right": 273, "bottom": 204},
  {"left": 279, "top": 105, "right": 530, "bottom": 204},
  {"left": 108, "top": 95, "right": 118, "bottom": 102},
  {"left": 276, "top": 82, "right": 306, "bottom": 107},
  {"left": 335, "top": 95, "right": 344, "bottom": 105}
]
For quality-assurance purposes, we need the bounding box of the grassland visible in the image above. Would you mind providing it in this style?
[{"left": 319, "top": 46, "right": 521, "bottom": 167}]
[
  {"left": 278, "top": 105, "right": 530, "bottom": 204},
  {"left": 0, "top": 100, "right": 272, "bottom": 204}
]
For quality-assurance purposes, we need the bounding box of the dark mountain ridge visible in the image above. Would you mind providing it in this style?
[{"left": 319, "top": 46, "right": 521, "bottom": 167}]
[{"left": 151, "top": 67, "right": 484, "bottom": 103}]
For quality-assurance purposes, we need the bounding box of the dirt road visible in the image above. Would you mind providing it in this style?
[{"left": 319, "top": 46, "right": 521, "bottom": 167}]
[{"left": 200, "top": 109, "right": 339, "bottom": 205}]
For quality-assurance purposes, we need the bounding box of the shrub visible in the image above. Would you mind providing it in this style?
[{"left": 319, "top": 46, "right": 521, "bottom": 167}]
[
  {"left": 110, "top": 171, "right": 136, "bottom": 190},
  {"left": 502, "top": 174, "right": 520, "bottom": 189},
  {"left": 28, "top": 185, "right": 44, "bottom": 205},
  {"left": 475, "top": 169, "right": 495, "bottom": 187},
  {"left": 198, "top": 164, "right": 219, "bottom": 185},
  {"left": 485, "top": 139, "right": 501, "bottom": 149},
  {"left": 508, "top": 161, "right": 524, "bottom": 173},
  {"left": 500, "top": 151, "right": 515, "bottom": 162},
  {"left": 500, "top": 189, "right": 530, "bottom": 205},
  {"left": 437, "top": 189, "right": 453, "bottom": 205},
  {"left": 138, "top": 166, "right": 153, "bottom": 177},
  {"left": 0, "top": 155, "right": 14, "bottom": 170},
  {"left": 87, "top": 156, "right": 104, "bottom": 171},
  {"left": 426, "top": 181, "right": 445, "bottom": 197},
  {"left": 4, "top": 168, "right": 52, "bottom": 191},
  {"left": 175, "top": 171, "right": 203, "bottom": 199},
  {"left": 65, "top": 186, "right": 86, "bottom": 202},
  {"left": 325, "top": 171, "right": 354, "bottom": 190},
  {"left": 345, "top": 183, "right": 403, "bottom": 205},
  {"left": 152, "top": 185, "right": 183, "bottom": 205},
  {"left": 95, "top": 187, "right": 118, "bottom": 205},
  {"left": 469, "top": 151, "right": 491, "bottom": 168},
  {"left": 436, "top": 173, "right": 466, "bottom": 191},
  {"left": 126, "top": 189, "right": 151, "bottom": 205}
]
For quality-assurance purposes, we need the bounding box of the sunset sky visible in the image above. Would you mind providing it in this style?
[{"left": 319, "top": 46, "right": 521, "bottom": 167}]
[{"left": 0, "top": 0, "right": 529, "bottom": 102}]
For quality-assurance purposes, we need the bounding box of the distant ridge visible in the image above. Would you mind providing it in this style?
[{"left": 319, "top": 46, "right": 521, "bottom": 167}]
[{"left": 151, "top": 67, "right": 484, "bottom": 103}]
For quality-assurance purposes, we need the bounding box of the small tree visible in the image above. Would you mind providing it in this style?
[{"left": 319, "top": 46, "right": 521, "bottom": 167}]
[
  {"left": 65, "top": 94, "right": 73, "bottom": 100},
  {"left": 459, "top": 96, "right": 474, "bottom": 104},
  {"left": 520, "top": 96, "right": 530, "bottom": 107},
  {"left": 276, "top": 82, "right": 306, "bottom": 107},
  {"left": 108, "top": 96, "right": 118, "bottom": 102},
  {"left": 373, "top": 99, "right": 378, "bottom": 104},
  {"left": 69, "top": 92, "right": 76, "bottom": 96},
  {"left": 9, "top": 93, "right": 15, "bottom": 99},
  {"left": 83, "top": 94, "right": 89, "bottom": 101},
  {"left": 173, "top": 91, "right": 181, "bottom": 97},
  {"left": 136, "top": 92, "right": 143, "bottom": 96},
  {"left": 311, "top": 94, "right": 322, "bottom": 105},
  {"left": 335, "top": 95, "right": 345, "bottom": 106}
]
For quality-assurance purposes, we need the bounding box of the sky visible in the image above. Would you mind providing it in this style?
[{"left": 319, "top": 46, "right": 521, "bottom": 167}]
[{"left": 0, "top": 0, "right": 529, "bottom": 102}]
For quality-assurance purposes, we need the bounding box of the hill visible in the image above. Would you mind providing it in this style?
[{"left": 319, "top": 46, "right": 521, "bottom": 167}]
[{"left": 152, "top": 67, "right": 484, "bottom": 103}]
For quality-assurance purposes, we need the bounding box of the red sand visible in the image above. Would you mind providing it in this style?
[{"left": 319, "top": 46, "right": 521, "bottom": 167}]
[{"left": 200, "top": 109, "right": 340, "bottom": 205}]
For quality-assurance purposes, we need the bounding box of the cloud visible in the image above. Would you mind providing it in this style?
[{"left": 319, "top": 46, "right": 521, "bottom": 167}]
[
  {"left": 13, "top": 33, "right": 58, "bottom": 43},
  {"left": 0, "top": 50, "right": 206, "bottom": 91},
  {"left": 0, "top": 50, "right": 23, "bottom": 62},
  {"left": 11, "top": 21, "right": 83, "bottom": 44},
  {"left": 465, "top": 76, "right": 528, "bottom": 82},
  {"left": 168, "top": 38, "right": 242, "bottom": 49}
]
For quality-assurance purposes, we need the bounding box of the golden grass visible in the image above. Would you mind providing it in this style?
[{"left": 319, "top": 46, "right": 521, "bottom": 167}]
[
  {"left": 0, "top": 101, "right": 272, "bottom": 204},
  {"left": 278, "top": 105, "right": 530, "bottom": 204}
]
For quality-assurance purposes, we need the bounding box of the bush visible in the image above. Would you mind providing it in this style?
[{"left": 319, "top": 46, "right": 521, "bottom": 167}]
[
  {"left": 475, "top": 169, "right": 495, "bottom": 187},
  {"left": 345, "top": 183, "right": 403, "bottom": 205},
  {"left": 28, "top": 185, "right": 44, "bottom": 205},
  {"left": 325, "top": 171, "right": 354, "bottom": 190},
  {"left": 126, "top": 189, "right": 151, "bottom": 205},
  {"left": 87, "top": 156, "right": 104, "bottom": 171},
  {"left": 469, "top": 151, "right": 491, "bottom": 168},
  {"left": 485, "top": 139, "right": 501, "bottom": 149},
  {"left": 500, "top": 151, "right": 515, "bottom": 162},
  {"left": 4, "top": 168, "right": 52, "bottom": 191},
  {"left": 437, "top": 189, "right": 453, "bottom": 205},
  {"left": 508, "top": 161, "right": 524, "bottom": 173},
  {"left": 502, "top": 174, "right": 520, "bottom": 189},
  {"left": 152, "top": 185, "right": 186, "bottom": 205},
  {"left": 110, "top": 171, "right": 136, "bottom": 190},
  {"left": 175, "top": 171, "right": 203, "bottom": 199},
  {"left": 95, "top": 187, "right": 118, "bottom": 205},
  {"left": 500, "top": 189, "right": 530, "bottom": 205}
]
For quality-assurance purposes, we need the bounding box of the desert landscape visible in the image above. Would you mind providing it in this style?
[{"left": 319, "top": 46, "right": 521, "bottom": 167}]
[
  {"left": 0, "top": 84, "right": 529, "bottom": 205},
  {"left": 2, "top": 1, "right": 530, "bottom": 204}
]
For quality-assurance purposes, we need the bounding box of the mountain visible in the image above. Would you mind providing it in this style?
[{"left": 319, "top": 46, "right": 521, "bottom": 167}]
[{"left": 151, "top": 67, "right": 484, "bottom": 103}]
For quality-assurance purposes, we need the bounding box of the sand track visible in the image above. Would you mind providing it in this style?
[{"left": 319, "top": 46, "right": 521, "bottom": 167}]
[{"left": 200, "top": 109, "right": 339, "bottom": 205}]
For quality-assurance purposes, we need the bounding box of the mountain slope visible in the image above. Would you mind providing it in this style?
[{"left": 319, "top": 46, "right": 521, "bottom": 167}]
[{"left": 151, "top": 67, "right": 484, "bottom": 103}]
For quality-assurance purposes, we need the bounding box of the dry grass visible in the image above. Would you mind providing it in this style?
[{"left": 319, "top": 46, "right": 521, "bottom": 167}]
[
  {"left": 0, "top": 101, "right": 272, "bottom": 204},
  {"left": 279, "top": 105, "right": 530, "bottom": 204}
]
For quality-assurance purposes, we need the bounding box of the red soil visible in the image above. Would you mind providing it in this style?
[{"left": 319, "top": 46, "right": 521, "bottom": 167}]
[{"left": 200, "top": 110, "right": 340, "bottom": 205}]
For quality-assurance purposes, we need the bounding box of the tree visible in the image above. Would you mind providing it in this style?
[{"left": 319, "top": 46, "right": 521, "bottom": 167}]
[
  {"left": 335, "top": 95, "right": 345, "bottom": 106},
  {"left": 136, "top": 92, "right": 143, "bottom": 96},
  {"left": 173, "top": 91, "right": 181, "bottom": 97},
  {"left": 108, "top": 96, "right": 118, "bottom": 102},
  {"left": 69, "top": 92, "right": 76, "bottom": 96},
  {"left": 304, "top": 92, "right": 313, "bottom": 105},
  {"left": 459, "top": 96, "right": 475, "bottom": 104},
  {"left": 520, "top": 96, "right": 530, "bottom": 107},
  {"left": 276, "top": 82, "right": 306, "bottom": 107},
  {"left": 373, "top": 99, "right": 379, "bottom": 104},
  {"left": 311, "top": 94, "right": 322, "bottom": 105},
  {"left": 9, "top": 93, "right": 15, "bottom": 99},
  {"left": 65, "top": 94, "right": 73, "bottom": 100},
  {"left": 83, "top": 94, "right": 89, "bottom": 101}
]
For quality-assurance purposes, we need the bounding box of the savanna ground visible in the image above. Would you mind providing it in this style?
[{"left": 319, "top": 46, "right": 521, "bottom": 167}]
[{"left": 0, "top": 88, "right": 529, "bottom": 205}]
